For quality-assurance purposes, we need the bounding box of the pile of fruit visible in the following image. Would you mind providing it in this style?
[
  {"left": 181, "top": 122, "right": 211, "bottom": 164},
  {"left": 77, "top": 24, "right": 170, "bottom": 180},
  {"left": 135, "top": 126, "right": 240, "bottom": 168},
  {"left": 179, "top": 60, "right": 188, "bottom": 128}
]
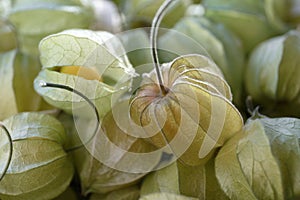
[{"left": 0, "top": 0, "right": 299, "bottom": 199}]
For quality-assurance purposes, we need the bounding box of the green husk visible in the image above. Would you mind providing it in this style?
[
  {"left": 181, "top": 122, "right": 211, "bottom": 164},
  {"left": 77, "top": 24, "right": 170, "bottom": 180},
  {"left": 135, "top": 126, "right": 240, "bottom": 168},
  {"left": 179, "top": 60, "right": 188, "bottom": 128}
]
[
  {"left": 203, "top": 0, "right": 288, "bottom": 52},
  {"left": 0, "top": 20, "right": 17, "bottom": 52},
  {"left": 215, "top": 115, "right": 300, "bottom": 199},
  {"left": 140, "top": 193, "right": 198, "bottom": 200},
  {"left": 0, "top": 112, "right": 74, "bottom": 200},
  {"left": 72, "top": 103, "right": 159, "bottom": 195},
  {"left": 246, "top": 30, "right": 300, "bottom": 117},
  {"left": 90, "top": 185, "right": 140, "bottom": 200},
  {"left": 0, "top": 50, "right": 50, "bottom": 121},
  {"left": 260, "top": 117, "right": 300, "bottom": 199},
  {"left": 8, "top": 0, "right": 93, "bottom": 55},
  {"left": 119, "top": 0, "right": 192, "bottom": 28},
  {"left": 34, "top": 29, "right": 136, "bottom": 118},
  {"left": 53, "top": 187, "right": 78, "bottom": 200},
  {"left": 141, "top": 159, "right": 229, "bottom": 199}
]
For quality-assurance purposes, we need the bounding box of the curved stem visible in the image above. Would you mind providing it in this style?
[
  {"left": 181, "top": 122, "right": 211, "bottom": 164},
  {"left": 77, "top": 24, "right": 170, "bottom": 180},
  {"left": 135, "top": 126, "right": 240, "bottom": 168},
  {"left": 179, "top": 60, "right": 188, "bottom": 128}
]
[
  {"left": 0, "top": 122, "right": 13, "bottom": 182},
  {"left": 39, "top": 81, "right": 100, "bottom": 152},
  {"left": 150, "top": 0, "right": 175, "bottom": 95}
]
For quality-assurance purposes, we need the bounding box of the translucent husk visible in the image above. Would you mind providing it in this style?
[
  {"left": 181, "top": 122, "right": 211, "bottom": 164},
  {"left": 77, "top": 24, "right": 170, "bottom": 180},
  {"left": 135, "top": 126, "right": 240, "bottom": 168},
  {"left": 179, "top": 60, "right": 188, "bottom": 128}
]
[
  {"left": 34, "top": 29, "right": 136, "bottom": 118},
  {"left": 158, "top": 14, "right": 245, "bottom": 107},
  {"left": 215, "top": 114, "right": 300, "bottom": 199},
  {"left": 0, "top": 50, "right": 51, "bottom": 121},
  {"left": 8, "top": 0, "right": 93, "bottom": 55},
  {"left": 246, "top": 30, "right": 300, "bottom": 117},
  {"left": 203, "top": 0, "right": 288, "bottom": 52},
  {"left": 0, "top": 112, "right": 74, "bottom": 200},
  {"left": 130, "top": 54, "right": 243, "bottom": 166},
  {"left": 119, "top": 0, "right": 192, "bottom": 28}
]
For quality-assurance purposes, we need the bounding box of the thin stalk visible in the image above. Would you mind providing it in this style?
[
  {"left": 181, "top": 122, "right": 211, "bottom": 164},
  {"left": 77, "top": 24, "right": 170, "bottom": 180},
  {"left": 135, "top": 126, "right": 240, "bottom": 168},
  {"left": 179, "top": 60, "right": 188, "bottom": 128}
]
[
  {"left": 39, "top": 81, "right": 100, "bottom": 152},
  {"left": 150, "top": 0, "right": 175, "bottom": 95},
  {"left": 0, "top": 122, "right": 13, "bottom": 182},
  {"left": 150, "top": 0, "right": 189, "bottom": 167}
]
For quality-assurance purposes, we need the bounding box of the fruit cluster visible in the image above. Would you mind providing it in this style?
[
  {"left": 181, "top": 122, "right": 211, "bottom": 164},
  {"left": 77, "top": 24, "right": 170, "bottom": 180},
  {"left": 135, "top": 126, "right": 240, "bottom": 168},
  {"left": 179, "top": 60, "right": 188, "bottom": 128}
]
[{"left": 0, "top": 0, "right": 299, "bottom": 200}]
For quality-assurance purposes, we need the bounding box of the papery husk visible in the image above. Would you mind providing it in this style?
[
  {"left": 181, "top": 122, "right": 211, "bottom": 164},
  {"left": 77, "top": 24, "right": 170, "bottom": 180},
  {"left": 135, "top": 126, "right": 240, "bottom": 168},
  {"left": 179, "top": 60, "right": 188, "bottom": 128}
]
[
  {"left": 90, "top": 185, "right": 140, "bottom": 200},
  {"left": 140, "top": 193, "right": 198, "bottom": 200},
  {"left": 0, "top": 19, "right": 17, "bottom": 52},
  {"left": 141, "top": 159, "right": 229, "bottom": 199},
  {"left": 215, "top": 115, "right": 300, "bottom": 199},
  {"left": 8, "top": 0, "right": 93, "bottom": 55},
  {"left": 259, "top": 117, "right": 300, "bottom": 198},
  {"left": 246, "top": 30, "right": 300, "bottom": 117},
  {"left": 203, "top": 0, "right": 288, "bottom": 52},
  {"left": 159, "top": 14, "right": 245, "bottom": 107},
  {"left": 34, "top": 29, "right": 136, "bottom": 118},
  {"left": 0, "top": 112, "right": 74, "bottom": 200},
  {"left": 130, "top": 54, "right": 243, "bottom": 166},
  {"left": 0, "top": 50, "right": 51, "bottom": 121},
  {"left": 53, "top": 187, "right": 78, "bottom": 200},
  {"left": 119, "top": 0, "right": 192, "bottom": 28},
  {"left": 72, "top": 105, "right": 160, "bottom": 195}
]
